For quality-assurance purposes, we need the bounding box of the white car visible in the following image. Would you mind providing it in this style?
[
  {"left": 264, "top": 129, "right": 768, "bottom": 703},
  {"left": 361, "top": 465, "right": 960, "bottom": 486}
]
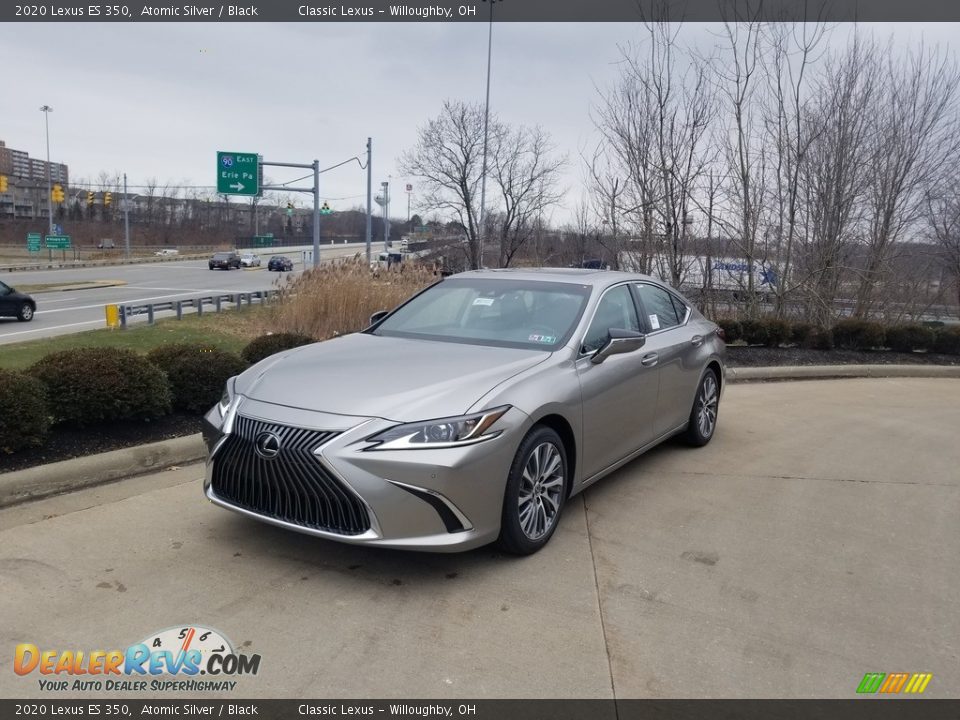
[
  {"left": 155, "top": 248, "right": 179, "bottom": 256},
  {"left": 240, "top": 253, "right": 261, "bottom": 267}
]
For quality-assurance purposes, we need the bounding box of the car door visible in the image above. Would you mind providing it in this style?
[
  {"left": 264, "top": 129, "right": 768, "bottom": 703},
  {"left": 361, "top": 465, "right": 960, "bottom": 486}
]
[
  {"left": 577, "top": 283, "right": 659, "bottom": 481},
  {"left": 633, "top": 282, "right": 701, "bottom": 438}
]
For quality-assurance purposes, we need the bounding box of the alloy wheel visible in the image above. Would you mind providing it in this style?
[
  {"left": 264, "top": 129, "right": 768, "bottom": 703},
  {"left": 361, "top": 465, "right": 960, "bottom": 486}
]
[
  {"left": 697, "top": 374, "right": 718, "bottom": 439},
  {"left": 518, "top": 442, "right": 565, "bottom": 540}
]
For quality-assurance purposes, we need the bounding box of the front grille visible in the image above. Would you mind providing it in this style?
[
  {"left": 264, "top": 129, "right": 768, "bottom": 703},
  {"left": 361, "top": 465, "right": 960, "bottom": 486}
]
[{"left": 211, "top": 415, "right": 370, "bottom": 535}]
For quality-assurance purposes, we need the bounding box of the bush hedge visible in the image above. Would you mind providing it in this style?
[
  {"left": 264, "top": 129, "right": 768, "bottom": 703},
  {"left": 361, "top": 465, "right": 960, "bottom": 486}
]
[
  {"left": 790, "top": 322, "right": 815, "bottom": 347},
  {"left": 740, "top": 319, "right": 769, "bottom": 346},
  {"left": 832, "top": 319, "right": 886, "bottom": 351},
  {"left": 932, "top": 326, "right": 960, "bottom": 355},
  {"left": 147, "top": 344, "right": 247, "bottom": 414},
  {"left": 885, "top": 324, "right": 936, "bottom": 353},
  {"left": 715, "top": 318, "right": 742, "bottom": 343},
  {"left": 0, "top": 369, "right": 50, "bottom": 453},
  {"left": 241, "top": 333, "right": 315, "bottom": 365},
  {"left": 30, "top": 348, "right": 171, "bottom": 427},
  {"left": 763, "top": 319, "right": 792, "bottom": 347}
]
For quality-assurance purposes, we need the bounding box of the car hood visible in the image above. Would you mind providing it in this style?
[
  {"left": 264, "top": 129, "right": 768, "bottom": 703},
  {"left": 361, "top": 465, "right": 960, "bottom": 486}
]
[{"left": 236, "top": 333, "right": 550, "bottom": 421}]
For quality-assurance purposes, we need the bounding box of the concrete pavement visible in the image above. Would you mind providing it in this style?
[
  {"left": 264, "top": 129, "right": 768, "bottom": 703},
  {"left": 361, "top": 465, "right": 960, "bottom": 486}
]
[{"left": 0, "top": 378, "right": 957, "bottom": 699}]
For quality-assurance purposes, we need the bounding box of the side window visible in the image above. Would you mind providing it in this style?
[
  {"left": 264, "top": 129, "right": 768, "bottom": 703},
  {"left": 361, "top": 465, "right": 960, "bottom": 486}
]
[
  {"left": 636, "top": 284, "right": 681, "bottom": 331},
  {"left": 582, "top": 285, "right": 641, "bottom": 353}
]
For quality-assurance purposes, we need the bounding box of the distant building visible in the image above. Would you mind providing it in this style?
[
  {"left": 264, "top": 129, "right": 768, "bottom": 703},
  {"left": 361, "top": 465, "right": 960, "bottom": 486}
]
[{"left": 0, "top": 139, "right": 69, "bottom": 185}]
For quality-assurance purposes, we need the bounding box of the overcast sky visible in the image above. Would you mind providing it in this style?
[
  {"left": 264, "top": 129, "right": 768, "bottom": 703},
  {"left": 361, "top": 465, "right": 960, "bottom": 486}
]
[{"left": 2, "top": 22, "right": 957, "bottom": 224}]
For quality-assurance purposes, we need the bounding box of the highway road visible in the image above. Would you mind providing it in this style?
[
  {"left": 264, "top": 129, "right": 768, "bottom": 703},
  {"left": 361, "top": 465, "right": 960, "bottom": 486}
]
[{"left": 0, "top": 242, "right": 371, "bottom": 345}]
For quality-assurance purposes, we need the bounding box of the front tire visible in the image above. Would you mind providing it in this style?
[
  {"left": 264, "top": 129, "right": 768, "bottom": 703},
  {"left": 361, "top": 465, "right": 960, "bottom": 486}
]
[
  {"left": 497, "top": 426, "right": 569, "bottom": 555},
  {"left": 17, "top": 303, "right": 34, "bottom": 322},
  {"left": 684, "top": 369, "right": 720, "bottom": 446}
]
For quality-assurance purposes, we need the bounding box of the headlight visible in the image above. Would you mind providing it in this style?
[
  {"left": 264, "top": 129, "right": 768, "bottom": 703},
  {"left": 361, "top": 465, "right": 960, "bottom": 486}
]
[
  {"left": 218, "top": 378, "right": 236, "bottom": 418},
  {"left": 365, "top": 406, "right": 510, "bottom": 450}
]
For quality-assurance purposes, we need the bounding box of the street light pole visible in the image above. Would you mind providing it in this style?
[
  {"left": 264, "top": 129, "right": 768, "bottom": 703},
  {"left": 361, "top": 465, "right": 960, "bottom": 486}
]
[
  {"left": 477, "top": 0, "right": 494, "bottom": 270},
  {"left": 365, "top": 138, "right": 372, "bottom": 265},
  {"left": 40, "top": 105, "right": 53, "bottom": 235},
  {"left": 123, "top": 172, "right": 131, "bottom": 259}
]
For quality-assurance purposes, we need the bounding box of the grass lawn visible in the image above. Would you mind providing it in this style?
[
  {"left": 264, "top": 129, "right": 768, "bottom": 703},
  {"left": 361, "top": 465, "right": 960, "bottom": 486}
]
[{"left": 0, "top": 308, "right": 267, "bottom": 370}]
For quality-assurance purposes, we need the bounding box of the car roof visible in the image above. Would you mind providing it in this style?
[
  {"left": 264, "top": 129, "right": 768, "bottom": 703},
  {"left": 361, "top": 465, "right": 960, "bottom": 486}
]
[{"left": 453, "top": 267, "right": 658, "bottom": 288}]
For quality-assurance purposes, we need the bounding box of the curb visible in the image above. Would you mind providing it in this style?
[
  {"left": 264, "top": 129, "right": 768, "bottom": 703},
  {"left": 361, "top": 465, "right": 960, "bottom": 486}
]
[
  {"left": 31, "top": 280, "right": 129, "bottom": 293},
  {"left": 0, "top": 433, "right": 205, "bottom": 508},
  {"left": 1, "top": 365, "right": 957, "bottom": 508},
  {"left": 726, "top": 364, "right": 960, "bottom": 383},
  {"left": 0, "top": 254, "right": 210, "bottom": 273}
]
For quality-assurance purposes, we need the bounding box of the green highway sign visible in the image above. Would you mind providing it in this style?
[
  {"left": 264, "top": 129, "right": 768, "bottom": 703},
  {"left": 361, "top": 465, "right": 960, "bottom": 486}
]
[
  {"left": 253, "top": 235, "right": 276, "bottom": 247},
  {"left": 27, "top": 232, "right": 42, "bottom": 252},
  {"left": 45, "top": 235, "right": 72, "bottom": 249},
  {"left": 217, "top": 151, "right": 259, "bottom": 196}
]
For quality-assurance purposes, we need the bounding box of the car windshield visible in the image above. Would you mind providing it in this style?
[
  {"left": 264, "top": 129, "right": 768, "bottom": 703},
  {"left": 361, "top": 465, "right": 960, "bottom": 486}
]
[
  {"left": 213, "top": 253, "right": 231, "bottom": 260},
  {"left": 371, "top": 277, "right": 590, "bottom": 350}
]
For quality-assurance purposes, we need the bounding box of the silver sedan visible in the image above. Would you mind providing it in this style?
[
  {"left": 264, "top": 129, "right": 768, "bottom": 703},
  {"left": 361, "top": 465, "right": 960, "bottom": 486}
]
[{"left": 203, "top": 269, "right": 726, "bottom": 554}]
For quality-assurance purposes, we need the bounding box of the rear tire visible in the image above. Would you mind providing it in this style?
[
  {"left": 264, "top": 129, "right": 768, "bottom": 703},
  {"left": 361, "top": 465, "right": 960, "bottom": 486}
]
[
  {"left": 17, "top": 303, "right": 34, "bottom": 322},
  {"left": 684, "top": 369, "right": 720, "bottom": 446},
  {"left": 497, "top": 426, "right": 569, "bottom": 555}
]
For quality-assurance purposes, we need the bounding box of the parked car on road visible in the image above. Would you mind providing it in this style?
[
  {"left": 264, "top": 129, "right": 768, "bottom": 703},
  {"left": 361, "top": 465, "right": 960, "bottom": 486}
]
[
  {"left": 209, "top": 251, "right": 241, "bottom": 270},
  {"left": 240, "top": 253, "right": 261, "bottom": 268},
  {"left": 204, "top": 268, "right": 726, "bottom": 555},
  {"left": 267, "top": 256, "right": 294, "bottom": 272},
  {"left": 0, "top": 280, "right": 36, "bottom": 322}
]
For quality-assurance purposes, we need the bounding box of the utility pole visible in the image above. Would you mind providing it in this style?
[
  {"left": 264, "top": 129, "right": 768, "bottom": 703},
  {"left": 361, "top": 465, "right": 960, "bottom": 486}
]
[
  {"left": 312, "top": 159, "right": 320, "bottom": 269},
  {"left": 123, "top": 173, "right": 131, "bottom": 259},
  {"left": 365, "top": 138, "right": 372, "bottom": 265}
]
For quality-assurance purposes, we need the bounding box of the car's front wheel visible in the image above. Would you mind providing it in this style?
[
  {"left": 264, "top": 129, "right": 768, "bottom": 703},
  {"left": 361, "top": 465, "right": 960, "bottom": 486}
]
[
  {"left": 684, "top": 369, "right": 720, "bottom": 446},
  {"left": 17, "top": 303, "right": 34, "bottom": 322},
  {"left": 497, "top": 426, "right": 569, "bottom": 555}
]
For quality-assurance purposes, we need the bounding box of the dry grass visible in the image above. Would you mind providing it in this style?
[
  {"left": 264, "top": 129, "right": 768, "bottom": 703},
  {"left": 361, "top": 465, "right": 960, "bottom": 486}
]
[{"left": 256, "top": 259, "right": 437, "bottom": 339}]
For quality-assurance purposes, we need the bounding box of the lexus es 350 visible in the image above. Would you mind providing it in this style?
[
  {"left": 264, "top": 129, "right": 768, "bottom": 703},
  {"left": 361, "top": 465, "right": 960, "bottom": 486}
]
[{"left": 203, "top": 269, "right": 726, "bottom": 554}]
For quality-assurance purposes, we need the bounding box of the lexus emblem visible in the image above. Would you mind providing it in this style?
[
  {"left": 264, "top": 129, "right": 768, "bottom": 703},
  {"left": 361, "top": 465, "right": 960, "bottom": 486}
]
[{"left": 254, "top": 431, "right": 281, "bottom": 459}]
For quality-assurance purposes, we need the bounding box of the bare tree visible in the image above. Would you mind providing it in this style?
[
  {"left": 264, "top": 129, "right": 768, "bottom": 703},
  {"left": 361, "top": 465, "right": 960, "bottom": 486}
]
[
  {"left": 927, "top": 171, "right": 960, "bottom": 314},
  {"left": 489, "top": 125, "right": 566, "bottom": 267},
  {"left": 399, "top": 100, "right": 494, "bottom": 270}
]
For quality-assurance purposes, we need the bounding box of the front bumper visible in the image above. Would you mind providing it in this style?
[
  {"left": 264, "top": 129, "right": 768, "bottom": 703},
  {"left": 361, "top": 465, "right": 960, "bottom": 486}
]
[{"left": 202, "top": 397, "right": 529, "bottom": 552}]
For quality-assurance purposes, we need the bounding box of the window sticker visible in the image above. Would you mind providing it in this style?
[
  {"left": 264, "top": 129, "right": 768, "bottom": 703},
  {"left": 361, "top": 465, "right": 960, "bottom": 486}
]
[
  {"left": 472, "top": 297, "right": 495, "bottom": 306},
  {"left": 649, "top": 314, "right": 661, "bottom": 330},
  {"left": 528, "top": 334, "right": 556, "bottom": 344}
]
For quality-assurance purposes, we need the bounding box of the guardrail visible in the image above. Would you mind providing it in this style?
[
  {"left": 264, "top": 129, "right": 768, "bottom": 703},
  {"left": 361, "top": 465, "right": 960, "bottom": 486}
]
[{"left": 116, "top": 290, "right": 278, "bottom": 328}]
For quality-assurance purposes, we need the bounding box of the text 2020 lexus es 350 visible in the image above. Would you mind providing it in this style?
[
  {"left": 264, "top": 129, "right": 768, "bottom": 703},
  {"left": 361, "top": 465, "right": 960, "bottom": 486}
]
[{"left": 203, "top": 268, "right": 726, "bottom": 554}]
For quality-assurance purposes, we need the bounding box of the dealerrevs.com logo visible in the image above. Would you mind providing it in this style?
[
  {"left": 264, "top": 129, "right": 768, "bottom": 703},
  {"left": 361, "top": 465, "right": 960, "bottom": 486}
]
[{"left": 14, "top": 625, "right": 261, "bottom": 692}]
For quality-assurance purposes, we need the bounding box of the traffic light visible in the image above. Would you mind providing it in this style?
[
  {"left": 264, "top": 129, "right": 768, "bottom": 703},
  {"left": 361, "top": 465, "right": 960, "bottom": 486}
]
[
  {"left": 286, "top": 202, "right": 293, "bottom": 217},
  {"left": 0, "top": 175, "right": 7, "bottom": 193},
  {"left": 104, "top": 192, "right": 112, "bottom": 207},
  {"left": 86, "top": 191, "right": 94, "bottom": 206},
  {"left": 320, "top": 201, "right": 333, "bottom": 215},
  {"left": 51, "top": 184, "right": 65, "bottom": 203}
]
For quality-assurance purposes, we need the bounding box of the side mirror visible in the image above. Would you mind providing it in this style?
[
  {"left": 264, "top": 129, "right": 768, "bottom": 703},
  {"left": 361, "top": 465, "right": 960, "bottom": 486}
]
[
  {"left": 369, "top": 310, "right": 389, "bottom": 325},
  {"left": 591, "top": 328, "right": 646, "bottom": 364}
]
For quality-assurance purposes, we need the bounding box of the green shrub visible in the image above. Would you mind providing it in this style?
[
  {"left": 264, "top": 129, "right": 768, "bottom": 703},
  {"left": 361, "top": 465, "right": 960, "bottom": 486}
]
[
  {"left": 242, "top": 333, "right": 315, "bottom": 365},
  {"left": 803, "top": 328, "right": 834, "bottom": 350},
  {"left": 0, "top": 369, "right": 50, "bottom": 453},
  {"left": 30, "top": 348, "right": 171, "bottom": 427},
  {"left": 764, "top": 318, "right": 792, "bottom": 348},
  {"left": 885, "top": 324, "right": 935, "bottom": 353},
  {"left": 740, "top": 319, "right": 769, "bottom": 346},
  {"left": 148, "top": 344, "right": 247, "bottom": 414},
  {"left": 715, "top": 318, "right": 742, "bottom": 343},
  {"left": 831, "top": 319, "right": 886, "bottom": 350},
  {"left": 790, "top": 322, "right": 815, "bottom": 347},
  {"left": 932, "top": 326, "right": 960, "bottom": 355}
]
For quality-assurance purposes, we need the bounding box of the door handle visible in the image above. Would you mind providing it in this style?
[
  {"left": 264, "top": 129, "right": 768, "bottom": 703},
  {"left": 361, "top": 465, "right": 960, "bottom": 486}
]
[
  {"left": 691, "top": 335, "right": 704, "bottom": 347},
  {"left": 641, "top": 353, "right": 659, "bottom": 367}
]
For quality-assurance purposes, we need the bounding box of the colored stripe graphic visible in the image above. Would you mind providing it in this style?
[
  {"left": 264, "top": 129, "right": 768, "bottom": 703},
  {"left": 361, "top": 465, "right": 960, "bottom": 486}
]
[
  {"left": 857, "top": 673, "right": 886, "bottom": 694},
  {"left": 857, "top": 672, "right": 932, "bottom": 694}
]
